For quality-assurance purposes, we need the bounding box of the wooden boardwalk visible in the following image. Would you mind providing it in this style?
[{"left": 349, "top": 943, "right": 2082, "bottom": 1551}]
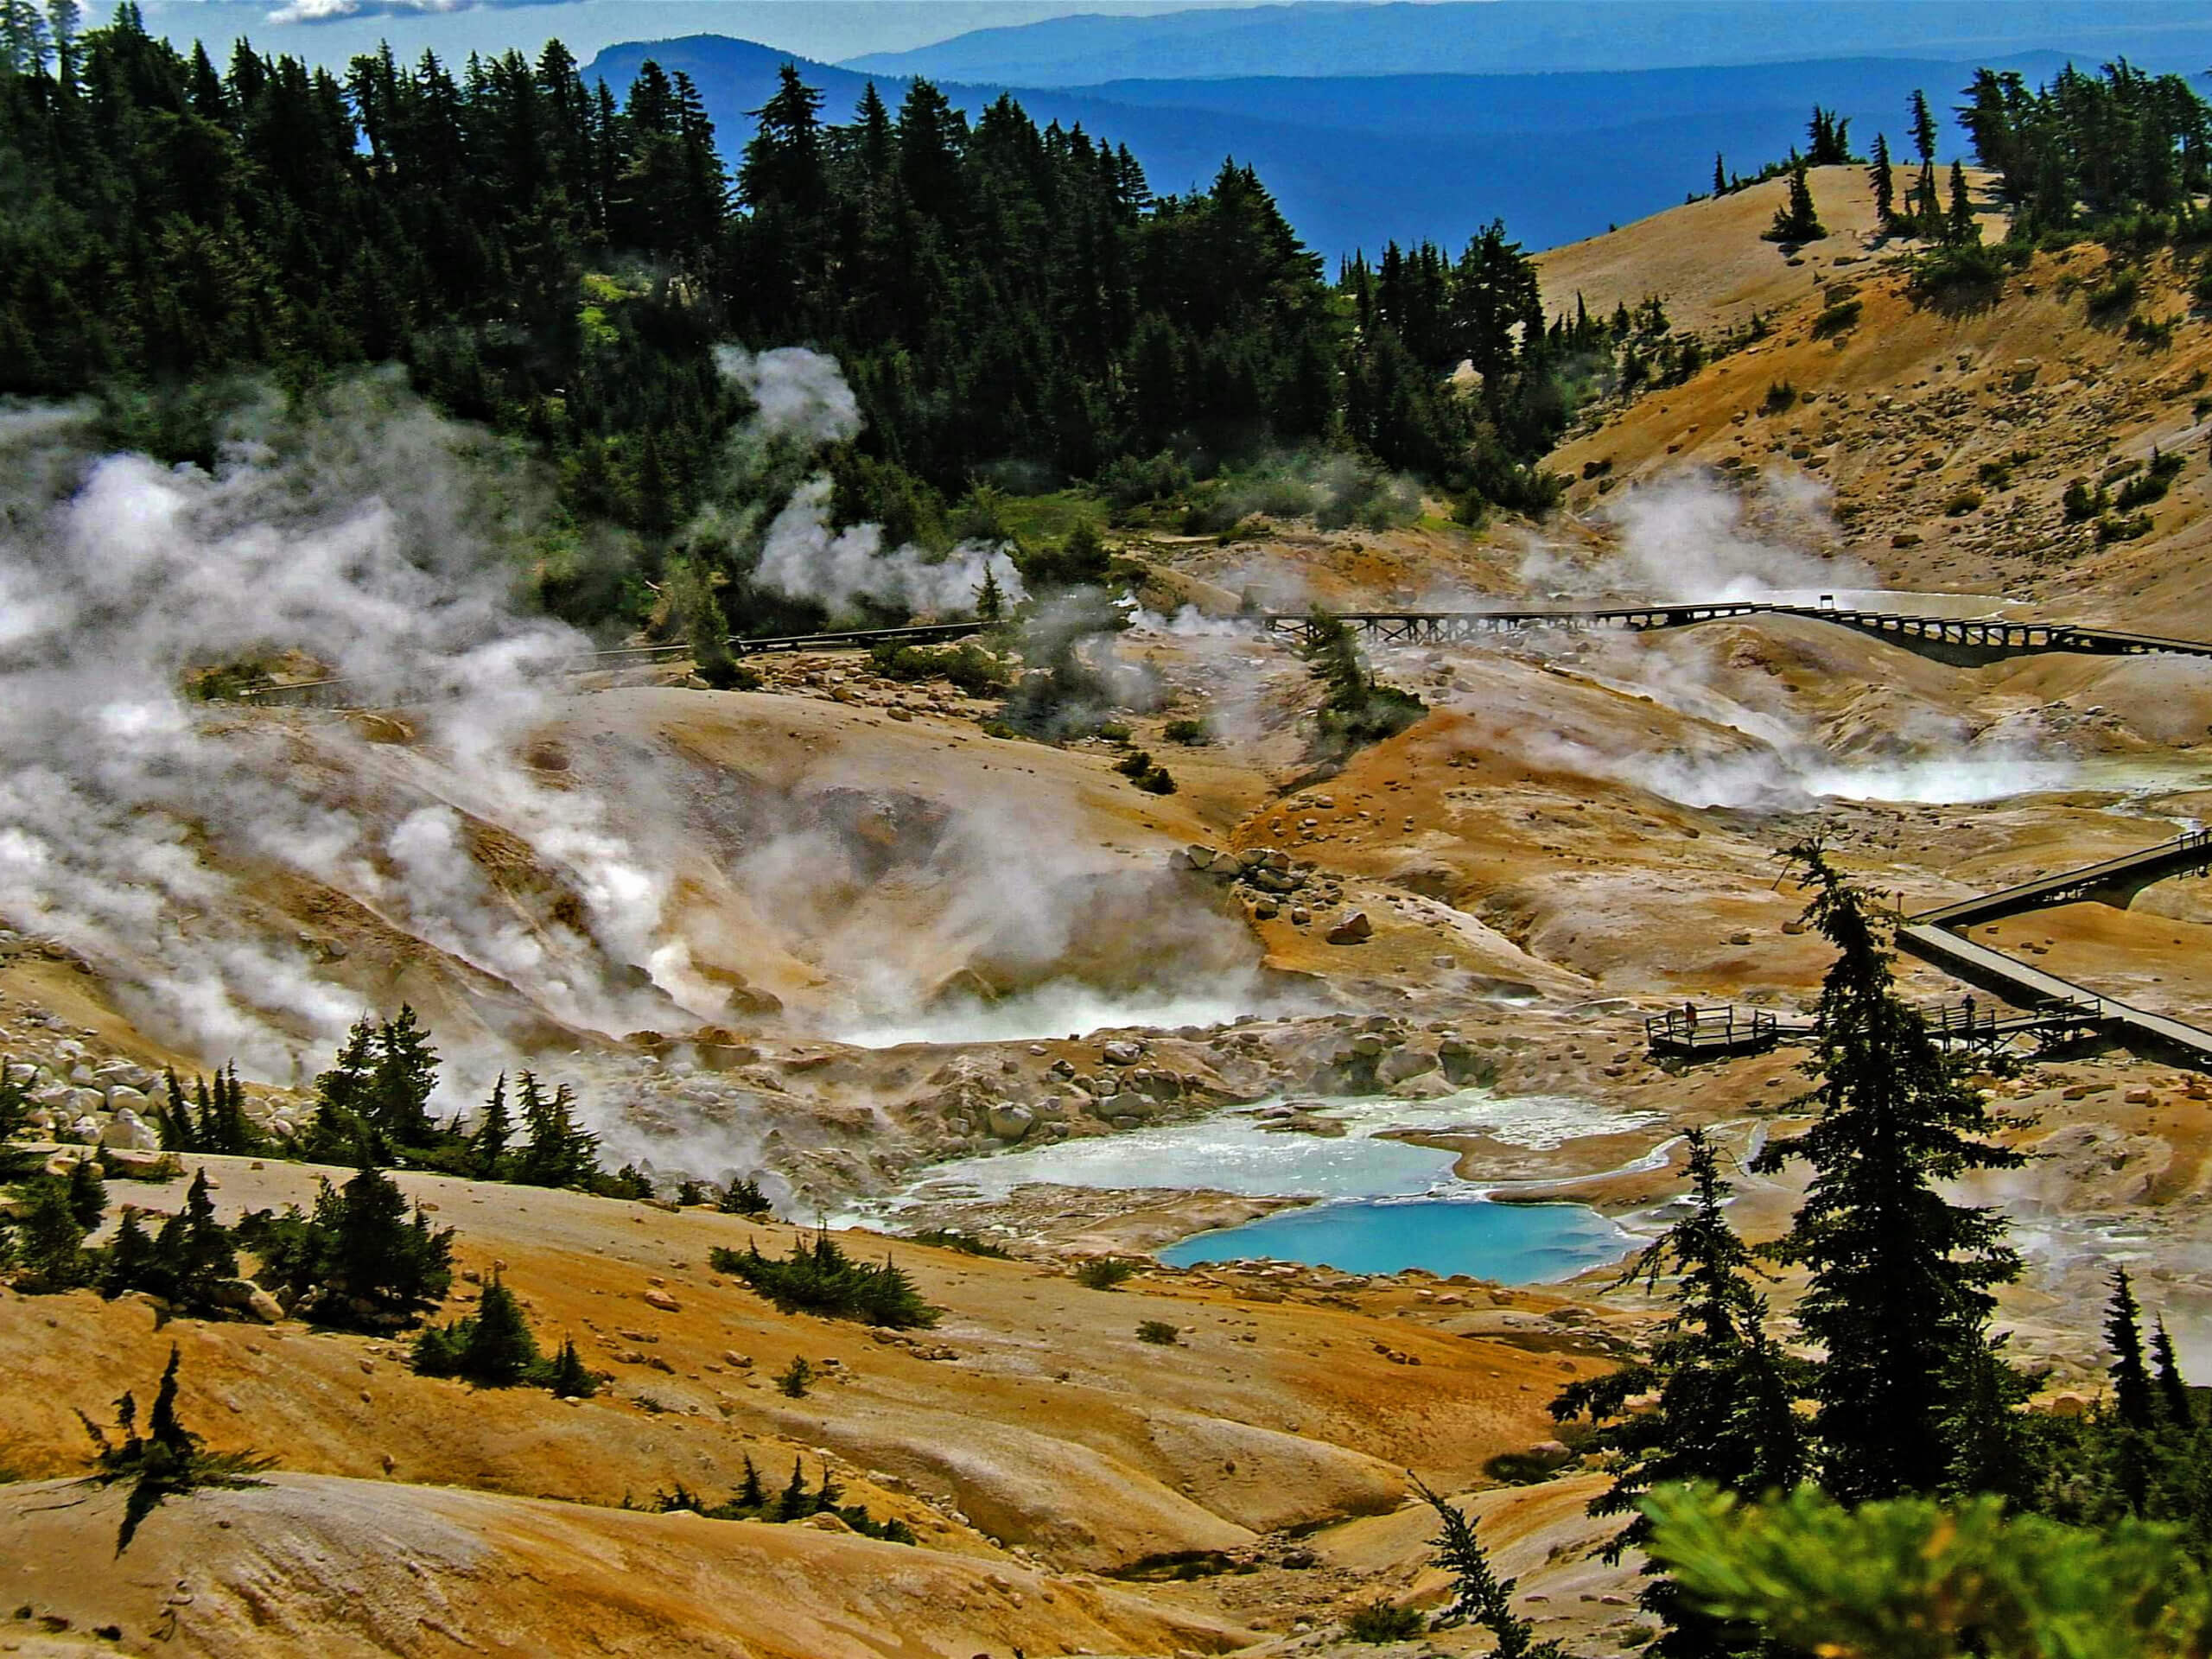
[
  {"left": 1897, "top": 830, "right": 2212, "bottom": 1068},
  {"left": 1274, "top": 603, "right": 2212, "bottom": 668}
]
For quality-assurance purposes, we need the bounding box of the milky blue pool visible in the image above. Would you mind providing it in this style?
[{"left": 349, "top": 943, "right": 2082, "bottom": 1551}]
[{"left": 1159, "top": 1195, "right": 1632, "bottom": 1282}]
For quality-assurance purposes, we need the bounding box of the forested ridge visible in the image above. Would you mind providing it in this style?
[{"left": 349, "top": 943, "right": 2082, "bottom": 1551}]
[{"left": 0, "top": 3, "right": 1582, "bottom": 632}]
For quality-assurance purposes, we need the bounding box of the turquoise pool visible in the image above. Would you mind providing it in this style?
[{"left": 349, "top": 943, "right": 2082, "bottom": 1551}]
[{"left": 1159, "top": 1195, "right": 1632, "bottom": 1281}]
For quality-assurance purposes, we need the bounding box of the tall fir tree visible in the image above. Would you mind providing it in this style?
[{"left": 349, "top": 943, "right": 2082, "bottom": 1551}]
[{"left": 1752, "top": 844, "right": 2024, "bottom": 1503}]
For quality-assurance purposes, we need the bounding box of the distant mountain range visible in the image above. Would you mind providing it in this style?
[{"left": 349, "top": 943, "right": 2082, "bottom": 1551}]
[
  {"left": 839, "top": 1, "right": 2212, "bottom": 84},
  {"left": 587, "top": 35, "right": 2168, "bottom": 261}
]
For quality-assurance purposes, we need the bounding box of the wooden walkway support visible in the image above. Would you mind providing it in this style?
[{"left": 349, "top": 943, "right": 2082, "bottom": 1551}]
[
  {"left": 1895, "top": 829, "right": 2212, "bottom": 1070},
  {"left": 1269, "top": 605, "right": 2212, "bottom": 668}
]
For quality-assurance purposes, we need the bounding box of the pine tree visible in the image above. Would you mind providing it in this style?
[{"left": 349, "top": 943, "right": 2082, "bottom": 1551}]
[
  {"left": 737, "top": 1452, "right": 766, "bottom": 1509},
  {"left": 1414, "top": 1477, "right": 1562, "bottom": 1657},
  {"left": 1553, "top": 1128, "right": 1805, "bottom": 1655},
  {"left": 66, "top": 1155, "right": 106, "bottom": 1230},
  {"left": 150, "top": 1168, "right": 238, "bottom": 1312},
  {"left": 1910, "top": 87, "right": 1938, "bottom": 166},
  {"left": 456, "top": 1274, "right": 543, "bottom": 1386},
  {"left": 1869, "top": 132, "right": 1897, "bottom": 228},
  {"left": 1946, "top": 158, "right": 1980, "bottom": 245},
  {"left": 2107, "top": 1268, "right": 2156, "bottom": 1431},
  {"left": 1752, "top": 845, "right": 2025, "bottom": 1503},
  {"left": 1713, "top": 152, "right": 1726, "bottom": 196},
  {"left": 469, "top": 1073, "right": 512, "bottom": 1179},
  {"left": 2153, "top": 1318, "right": 2194, "bottom": 1428},
  {"left": 975, "top": 562, "right": 1003, "bottom": 622},
  {"left": 542, "top": 1336, "right": 599, "bottom": 1398},
  {"left": 249, "top": 1159, "right": 454, "bottom": 1331},
  {"left": 100, "top": 1208, "right": 159, "bottom": 1299},
  {"left": 13, "top": 1177, "right": 92, "bottom": 1290},
  {"left": 1765, "top": 152, "right": 1826, "bottom": 243},
  {"left": 157, "top": 1070, "right": 199, "bottom": 1152},
  {"left": 776, "top": 1455, "right": 811, "bottom": 1521},
  {"left": 510, "top": 1073, "right": 601, "bottom": 1189}
]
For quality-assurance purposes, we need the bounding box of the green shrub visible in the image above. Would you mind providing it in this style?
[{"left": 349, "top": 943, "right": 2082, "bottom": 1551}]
[
  {"left": 868, "top": 640, "right": 1012, "bottom": 698},
  {"left": 1074, "top": 1257, "right": 1139, "bottom": 1291},
  {"left": 652, "top": 1455, "right": 917, "bottom": 1542},
  {"left": 1163, "top": 716, "right": 1210, "bottom": 745},
  {"left": 2126, "top": 313, "right": 2179, "bottom": 348},
  {"left": 777, "top": 1355, "right": 816, "bottom": 1397},
  {"left": 1811, "top": 297, "right": 1863, "bottom": 337},
  {"left": 2114, "top": 447, "right": 2186, "bottom": 509},
  {"left": 1943, "top": 487, "right": 1984, "bottom": 516},
  {"left": 2087, "top": 265, "right": 2141, "bottom": 321},
  {"left": 1762, "top": 380, "right": 1798, "bottom": 415},
  {"left": 2097, "top": 511, "right": 2155, "bottom": 543},
  {"left": 710, "top": 1232, "right": 942, "bottom": 1328},
  {"left": 1975, "top": 460, "right": 2012, "bottom": 487},
  {"left": 1344, "top": 1599, "right": 1427, "bottom": 1643},
  {"left": 2063, "top": 480, "right": 2108, "bottom": 522},
  {"left": 718, "top": 1175, "right": 773, "bottom": 1217},
  {"left": 1136, "top": 1319, "right": 1180, "bottom": 1344},
  {"left": 1114, "top": 749, "right": 1179, "bottom": 794},
  {"left": 910, "top": 1228, "right": 1011, "bottom": 1259},
  {"left": 1905, "top": 239, "right": 2012, "bottom": 304}
]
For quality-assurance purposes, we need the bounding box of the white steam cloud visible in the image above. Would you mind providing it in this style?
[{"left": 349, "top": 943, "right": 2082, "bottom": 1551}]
[
  {"left": 1523, "top": 469, "right": 1872, "bottom": 601},
  {"left": 0, "top": 382, "right": 684, "bottom": 1078},
  {"left": 710, "top": 346, "right": 1027, "bottom": 620}
]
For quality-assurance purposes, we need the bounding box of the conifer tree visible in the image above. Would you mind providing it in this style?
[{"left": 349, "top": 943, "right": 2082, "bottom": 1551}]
[
  {"left": 1713, "top": 152, "right": 1726, "bottom": 196},
  {"left": 737, "top": 1452, "right": 766, "bottom": 1509},
  {"left": 158, "top": 1070, "right": 199, "bottom": 1152},
  {"left": 99, "top": 1207, "right": 156, "bottom": 1296},
  {"left": 150, "top": 1168, "right": 238, "bottom": 1312},
  {"left": 975, "top": 563, "right": 1003, "bottom": 622},
  {"left": 1910, "top": 87, "right": 1938, "bottom": 167},
  {"left": 1868, "top": 132, "right": 1897, "bottom": 228},
  {"left": 1415, "top": 1477, "right": 1561, "bottom": 1657},
  {"left": 510, "top": 1073, "right": 601, "bottom": 1190},
  {"left": 2107, "top": 1268, "right": 2156, "bottom": 1431},
  {"left": 1752, "top": 845, "right": 2024, "bottom": 1503},
  {"left": 12, "top": 1176, "right": 91, "bottom": 1290},
  {"left": 456, "top": 1274, "right": 543, "bottom": 1386},
  {"left": 249, "top": 1158, "right": 454, "bottom": 1330},
  {"left": 1945, "top": 159, "right": 1980, "bottom": 245},
  {"left": 1765, "top": 153, "right": 1826, "bottom": 243},
  {"left": 1554, "top": 1128, "right": 1805, "bottom": 1654},
  {"left": 469, "top": 1073, "right": 512, "bottom": 1179},
  {"left": 65, "top": 1154, "right": 106, "bottom": 1230},
  {"left": 2153, "top": 1318, "right": 2194, "bottom": 1428},
  {"left": 777, "top": 1455, "right": 811, "bottom": 1521},
  {"left": 543, "top": 1336, "right": 599, "bottom": 1398}
]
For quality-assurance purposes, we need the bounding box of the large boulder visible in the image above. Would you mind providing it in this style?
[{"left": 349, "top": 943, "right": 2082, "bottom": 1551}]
[
  {"left": 986, "top": 1103, "right": 1036, "bottom": 1141},
  {"left": 1325, "top": 912, "right": 1374, "bottom": 944},
  {"left": 99, "top": 1109, "right": 160, "bottom": 1152}
]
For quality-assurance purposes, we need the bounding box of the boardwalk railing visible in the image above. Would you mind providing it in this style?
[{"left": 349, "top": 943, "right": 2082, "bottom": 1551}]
[{"left": 1267, "top": 605, "right": 2212, "bottom": 664}]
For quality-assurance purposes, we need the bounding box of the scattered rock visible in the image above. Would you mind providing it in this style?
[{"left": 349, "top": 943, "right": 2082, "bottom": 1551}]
[{"left": 1325, "top": 912, "right": 1373, "bottom": 944}]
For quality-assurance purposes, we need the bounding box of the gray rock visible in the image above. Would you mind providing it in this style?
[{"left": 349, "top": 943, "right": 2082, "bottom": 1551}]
[
  {"left": 1100, "top": 1041, "right": 1143, "bottom": 1066},
  {"left": 99, "top": 1109, "right": 160, "bottom": 1152},
  {"left": 986, "top": 1103, "right": 1036, "bottom": 1141}
]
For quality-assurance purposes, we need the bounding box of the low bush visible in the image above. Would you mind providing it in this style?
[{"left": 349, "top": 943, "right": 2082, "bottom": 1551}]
[
  {"left": 1344, "top": 1599, "right": 1427, "bottom": 1643},
  {"left": 1810, "top": 297, "right": 1863, "bottom": 337},
  {"left": 1162, "top": 716, "right": 1210, "bottom": 745},
  {"left": 1074, "top": 1257, "right": 1139, "bottom": 1291},
  {"left": 654, "top": 1454, "right": 917, "bottom": 1542},
  {"left": 2087, "top": 265, "right": 2142, "bottom": 321},
  {"left": 710, "top": 1232, "right": 942, "bottom": 1328},
  {"left": 2063, "top": 480, "right": 2109, "bottom": 522},
  {"left": 910, "top": 1228, "right": 1012, "bottom": 1258},
  {"left": 1761, "top": 380, "right": 1798, "bottom": 415},
  {"left": 868, "top": 640, "right": 1012, "bottom": 699},
  {"left": 2114, "top": 448, "right": 2186, "bottom": 510},
  {"left": 1943, "top": 487, "right": 1985, "bottom": 516},
  {"left": 1136, "top": 1319, "right": 1180, "bottom": 1344},
  {"left": 1114, "top": 749, "right": 1179, "bottom": 795}
]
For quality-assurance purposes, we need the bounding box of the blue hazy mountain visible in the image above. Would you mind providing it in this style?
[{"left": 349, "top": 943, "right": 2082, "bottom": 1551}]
[
  {"left": 582, "top": 35, "right": 2152, "bottom": 260},
  {"left": 842, "top": 1, "right": 2212, "bottom": 85}
]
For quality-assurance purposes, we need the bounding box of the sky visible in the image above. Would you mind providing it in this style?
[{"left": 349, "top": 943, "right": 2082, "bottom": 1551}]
[{"left": 137, "top": 0, "right": 1267, "bottom": 67}]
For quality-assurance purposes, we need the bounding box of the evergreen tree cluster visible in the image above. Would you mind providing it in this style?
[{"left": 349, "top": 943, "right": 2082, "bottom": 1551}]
[
  {"left": 651, "top": 1452, "right": 917, "bottom": 1541},
  {"left": 709, "top": 1230, "right": 942, "bottom": 1328},
  {"left": 233, "top": 1158, "right": 455, "bottom": 1329},
  {"left": 155, "top": 1064, "right": 260, "bottom": 1155},
  {"left": 411, "top": 1270, "right": 599, "bottom": 1395},
  {"left": 1957, "top": 62, "right": 2212, "bottom": 235},
  {"left": 1549, "top": 844, "right": 2212, "bottom": 1656},
  {"left": 0, "top": 10, "right": 1611, "bottom": 640}
]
